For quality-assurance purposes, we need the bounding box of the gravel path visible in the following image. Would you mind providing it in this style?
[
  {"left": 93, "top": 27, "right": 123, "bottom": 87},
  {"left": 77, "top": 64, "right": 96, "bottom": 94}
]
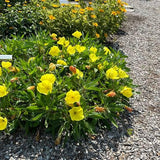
[{"left": 0, "top": 0, "right": 160, "bottom": 159}]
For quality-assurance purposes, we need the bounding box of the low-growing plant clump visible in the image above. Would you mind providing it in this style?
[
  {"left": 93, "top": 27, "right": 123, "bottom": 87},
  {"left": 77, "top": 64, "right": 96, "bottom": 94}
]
[
  {"left": 0, "top": 31, "right": 135, "bottom": 142},
  {"left": 0, "top": 0, "right": 127, "bottom": 41}
]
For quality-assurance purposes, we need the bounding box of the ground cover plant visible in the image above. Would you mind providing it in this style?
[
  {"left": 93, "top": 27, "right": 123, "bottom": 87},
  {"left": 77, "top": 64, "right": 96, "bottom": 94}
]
[
  {"left": 0, "top": 31, "right": 135, "bottom": 143},
  {"left": 0, "top": 0, "right": 127, "bottom": 41}
]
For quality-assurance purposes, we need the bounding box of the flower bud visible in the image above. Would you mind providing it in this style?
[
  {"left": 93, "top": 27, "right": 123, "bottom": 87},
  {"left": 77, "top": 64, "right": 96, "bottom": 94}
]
[
  {"left": 10, "top": 77, "right": 18, "bottom": 83},
  {"left": 106, "top": 91, "right": 116, "bottom": 97},
  {"left": 125, "top": 106, "right": 133, "bottom": 112},
  {"left": 85, "top": 65, "right": 91, "bottom": 70},
  {"left": 95, "top": 106, "right": 105, "bottom": 112},
  {"left": 49, "top": 63, "right": 56, "bottom": 71},
  {"left": 37, "top": 66, "right": 43, "bottom": 72},
  {"left": 55, "top": 136, "right": 61, "bottom": 145},
  {"left": 69, "top": 66, "right": 76, "bottom": 74},
  {"left": 8, "top": 66, "right": 16, "bottom": 72},
  {"left": 27, "top": 86, "right": 35, "bottom": 90}
]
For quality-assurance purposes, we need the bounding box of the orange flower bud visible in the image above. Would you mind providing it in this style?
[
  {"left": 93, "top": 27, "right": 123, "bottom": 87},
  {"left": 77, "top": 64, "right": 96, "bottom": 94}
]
[
  {"left": 10, "top": 77, "right": 18, "bottom": 83},
  {"left": 95, "top": 106, "right": 105, "bottom": 112},
  {"left": 125, "top": 106, "right": 133, "bottom": 112},
  {"left": 27, "top": 86, "right": 35, "bottom": 90},
  {"left": 69, "top": 66, "right": 76, "bottom": 74},
  {"left": 106, "top": 91, "right": 116, "bottom": 97},
  {"left": 8, "top": 66, "right": 16, "bottom": 72},
  {"left": 76, "top": 102, "right": 80, "bottom": 106}
]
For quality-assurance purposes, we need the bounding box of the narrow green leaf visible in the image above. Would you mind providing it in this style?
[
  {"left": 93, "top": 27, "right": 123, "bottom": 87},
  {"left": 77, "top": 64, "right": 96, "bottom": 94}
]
[
  {"left": 31, "top": 113, "right": 43, "bottom": 121},
  {"left": 27, "top": 106, "right": 40, "bottom": 111}
]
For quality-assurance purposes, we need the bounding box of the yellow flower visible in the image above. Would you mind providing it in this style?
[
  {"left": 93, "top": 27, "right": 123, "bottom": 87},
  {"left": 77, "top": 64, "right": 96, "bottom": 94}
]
[
  {"left": 52, "top": 4, "right": 59, "bottom": 8},
  {"left": 89, "top": 53, "right": 99, "bottom": 62},
  {"left": 0, "top": 117, "right": 7, "bottom": 130},
  {"left": 50, "top": 33, "right": 57, "bottom": 39},
  {"left": 0, "top": 84, "right": 8, "bottom": 97},
  {"left": 72, "top": 9, "right": 77, "bottom": 13},
  {"left": 1, "top": 61, "right": 12, "bottom": 69},
  {"left": 65, "top": 90, "right": 81, "bottom": 106},
  {"left": 120, "top": 86, "right": 133, "bottom": 98},
  {"left": 39, "top": 21, "right": 43, "bottom": 25},
  {"left": 49, "top": 63, "right": 56, "bottom": 71},
  {"left": 106, "top": 68, "right": 119, "bottom": 79},
  {"left": 120, "top": 8, "right": 127, "bottom": 12},
  {"left": 7, "top": 4, "right": 11, "bottom": 7},
  {"left": 99, "top": 9, "right": 104, "bottom": 12},
  {"left": 92, "top": 22, "right": 98, "bottom": 27},
  {"left": 41, "top": 0, "right": 46, "bottom": 1},
  {"left": 91, "top": 14, "right": 96, "bottom": 19},
  {"left": 57, "top": 60, "right": 67, "bottom": 66},
  {"left": 74, "top": 68, "right": 83, "bottom": 79},
  {"left": 28, "top": 57, "right": 35, "bottom": 63},
  {"left": 67, "top": 45, "right": 76, "bottom": 55},
  {"left": 96, "top": 33, "right": 100, "bottom": 38},
  {"left": 57, "top": 37, "right": 65, "bottom": 45},
  {"left": 40, "top": 74, "right": 56, "bottom": 84},
  {"left": 5, "top": 0, "right": 10, "bottom": 3},
  {"left": 57, "top": 37, "right": 69, "bottom": 47},
  {"left": 69, "top": 106, "right": 84, "bottom": 121},
  {"left": 79, "top": 11, "right": 85, "bottom": 14},
  {"left": 112, "top": 11, "right": 117, "bottom": 15},
  {"left": 89, "top": 2, "right": 92, "bottom": 5},
  {"left": 74, "top": 4, "right": 80, "bottom": 8},
  {"left": 118, "top": 68, "right": 129, "bottom": 78},
  {"left": 104, "top": 47, "right": 111, "bottom": 55},
  {"left": 42, "top": 6, "right": 46, "bottom": 10},
  {"left": 49, "top": 15, "right": 56, "bottom": 20},
  {"left": 0, "top": 67, "right": 2, "bottom": 76},
  {"left": 75, "top": 45, "right": 86, "bottom": 53},
  {"left": 98, "top": 63, "right": 103, "bottom": 70},
  {"left": 72, "top": 31, "right": 82, "bottom": 39},
  {"left": 37, "top": 80, "right": 52, "bottom": 95},
  {"left": 49, "top": 46, "right": 60, "bottom": 56},
  {"left": 64, "top": 40, "right": 70, "bottom": 47},
  {"left": 86, "top": 7, "right": 94, "bottom": 11},
  {"left": 90, "top": 46, "right": 97, "bottom": 54}
]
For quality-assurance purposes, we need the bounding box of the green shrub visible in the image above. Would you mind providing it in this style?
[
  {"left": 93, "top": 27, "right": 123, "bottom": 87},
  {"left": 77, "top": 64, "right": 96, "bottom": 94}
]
[
  {"left": 0, "top": 2, "right": 44, "bottom": 38},
  {"left": 0, "top": 0, "right": 127, "bottom": 41},
  {"left": 0, "top": 31, "right": 135, "bottom": 142},
  {"left": 0, "top": 0, "right": 30, "bottom": 13},
  {"left": 37, "top": 0, "right": 127, "bottom": 41}
]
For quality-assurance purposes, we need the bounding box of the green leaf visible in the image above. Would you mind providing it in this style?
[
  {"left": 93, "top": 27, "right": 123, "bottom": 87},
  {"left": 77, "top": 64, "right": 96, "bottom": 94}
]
[
  {"left": 57, "top": 93, "right": 66, "bottom": 101},
  {"left": 84, "top": 77, "right": 101, "bottom": 89},
  {"left": 88, "top": 112, "right": 104, "bottom": 119},
  {"left": 31, "top": 113, "right": 43, "bottom": 121},
  {"left": 26, "top": 106, "right": 40, "bottom": 111},
  {"left": 85, "top": 86, "right": 101, "bottom": 91},
  {"left": 110, "top": 117, "right": 118, "bottom": 128}
]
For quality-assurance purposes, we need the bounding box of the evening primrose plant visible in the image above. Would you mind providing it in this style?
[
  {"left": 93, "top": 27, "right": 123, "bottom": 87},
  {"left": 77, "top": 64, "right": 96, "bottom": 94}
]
[
  {"left": 33, "top": 0, "right": 127, "bottom": 41},
  {"left": 0, "top": 31, "right": 135, "bottom": 142}
]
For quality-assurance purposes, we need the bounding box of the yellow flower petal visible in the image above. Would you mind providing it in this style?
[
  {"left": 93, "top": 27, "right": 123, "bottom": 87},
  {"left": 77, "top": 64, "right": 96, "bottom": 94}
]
[
  {"left": 65, "top": 90, "right": 81, "bottom": 106},
  {"left": 0, "top": 117, "right": 7, "bottom": 130},
  {"left": 120, "top": 86, "right": 133, "bottom": 98},
  {"left": 69, "top": 106, "right": 84, "bottom": 121}
]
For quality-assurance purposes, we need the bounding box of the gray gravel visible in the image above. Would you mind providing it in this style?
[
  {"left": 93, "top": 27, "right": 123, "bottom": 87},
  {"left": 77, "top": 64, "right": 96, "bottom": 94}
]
[{"left": 0, "top": 0, "right": 160, "bottom": 159}]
